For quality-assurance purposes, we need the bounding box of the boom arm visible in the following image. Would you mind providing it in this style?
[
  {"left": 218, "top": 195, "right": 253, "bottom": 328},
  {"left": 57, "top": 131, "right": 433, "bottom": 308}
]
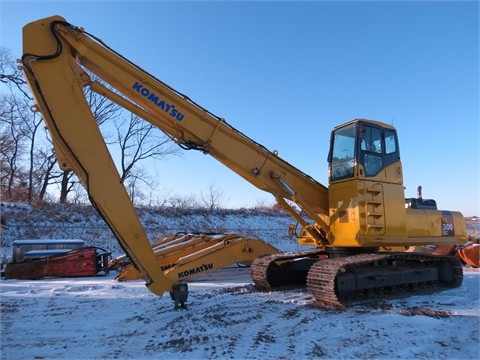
[{"left": 21, "top": 16, "right": 331, "bottom": 294}]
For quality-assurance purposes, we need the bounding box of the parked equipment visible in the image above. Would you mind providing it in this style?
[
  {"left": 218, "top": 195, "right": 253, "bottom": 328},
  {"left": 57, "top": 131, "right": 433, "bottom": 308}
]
[{"left": 5, "top": 240, "right": 110, "bottom": 279}]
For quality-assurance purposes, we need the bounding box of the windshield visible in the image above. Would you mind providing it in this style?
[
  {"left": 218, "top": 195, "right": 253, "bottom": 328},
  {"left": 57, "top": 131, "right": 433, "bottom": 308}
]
[{"left": 330, "top": 123, "right": 356, "bottom": 181}]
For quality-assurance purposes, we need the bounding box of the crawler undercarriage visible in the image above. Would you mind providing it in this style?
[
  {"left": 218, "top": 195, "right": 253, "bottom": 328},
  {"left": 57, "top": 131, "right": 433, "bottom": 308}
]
[
  {"left": 251, "top": 249, "right": 464, "bottom": 307},
  {"left": 110, "top": 233, "right": 464, "bottom": 308}
]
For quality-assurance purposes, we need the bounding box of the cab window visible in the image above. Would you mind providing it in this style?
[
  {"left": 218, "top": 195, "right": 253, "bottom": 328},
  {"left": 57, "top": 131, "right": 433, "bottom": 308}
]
[
  {"left": 360, "top": 125, "right": 383, "bottom": 176},
  {"left": 330, "top": 123, "right": 356, "bottom": 181},
  {"left": 385, "top": 129, "right": 397, "bottom": 155}
]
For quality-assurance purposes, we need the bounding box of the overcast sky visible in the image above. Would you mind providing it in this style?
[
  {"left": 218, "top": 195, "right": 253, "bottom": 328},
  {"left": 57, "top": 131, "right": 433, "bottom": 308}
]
[{"left": 1, "top": 1, "right": 478, "bottom": 216}]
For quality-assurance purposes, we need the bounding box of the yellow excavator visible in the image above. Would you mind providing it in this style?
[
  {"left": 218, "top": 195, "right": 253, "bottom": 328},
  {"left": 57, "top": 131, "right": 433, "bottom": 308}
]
[{"left": 20, "top": 15, "right": 467, "bottom": 308}]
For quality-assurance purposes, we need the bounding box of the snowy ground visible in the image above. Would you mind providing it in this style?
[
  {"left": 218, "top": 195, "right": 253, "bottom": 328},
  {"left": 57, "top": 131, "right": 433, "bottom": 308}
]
[
  {"left": 1, "top": 203, "right": 479, "bottom": 359},
  {"left": 1, "top": 266, "right": 479, "bottom": 360}
]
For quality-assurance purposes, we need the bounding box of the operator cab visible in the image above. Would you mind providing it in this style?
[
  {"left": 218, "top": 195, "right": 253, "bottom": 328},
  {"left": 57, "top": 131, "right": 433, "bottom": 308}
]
[{"left": 328, "top": 119, "right": 401, "bottom": 184}]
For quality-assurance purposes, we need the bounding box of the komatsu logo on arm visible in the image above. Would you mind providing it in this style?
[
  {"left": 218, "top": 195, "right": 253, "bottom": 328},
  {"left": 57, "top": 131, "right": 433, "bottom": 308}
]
[
  {"left": 132, "top": 82, "right": 185, "bottom": 121},
  {"left": 178, "top": 263, "right": 213, "bottom": 279}
]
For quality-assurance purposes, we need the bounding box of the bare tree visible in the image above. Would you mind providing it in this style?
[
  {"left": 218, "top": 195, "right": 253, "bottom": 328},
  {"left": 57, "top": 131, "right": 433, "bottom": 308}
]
[
  {"left": 113, "top": 113, "right": 181, "bottom": 203},
  {"left": 201, "top": 182, "right": 225, "bottom": 211},
  {"left": 0, "top": 94, "right": 29, "bottom": 201},
  {"left": 35, "top": 147, "right": 58, "bottom": 201},
  {"left": 22, "top": 103, "right": 43, "bottom": 202},
  {"left": 59, "top": 170, "right": 78, "bottom": 204},
  {"left": 0, "top": 48, "right": 30, "bottom": 201},
  {"left": 1, "top": 46, "right": 181, "bottom": 206},
  {"left": 85, "top": 77, "right": 122, "bottom": 127},
  {"left": 0, "top": 47, "right": 30, "bottom": 99},
  {"left": 168, "top": 194, "right": 200, "bottom": 209},
  {"left": 124, "top": 167, "right": 150, "bottom": 205},
  {"left": 1, "top": 47, "right": 61, "bottom": 204}
]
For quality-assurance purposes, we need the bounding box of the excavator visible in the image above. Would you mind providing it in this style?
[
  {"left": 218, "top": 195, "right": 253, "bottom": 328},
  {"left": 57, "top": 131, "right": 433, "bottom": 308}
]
[{"left": 20, "top": 15, "right": 467, "bottom": 308}]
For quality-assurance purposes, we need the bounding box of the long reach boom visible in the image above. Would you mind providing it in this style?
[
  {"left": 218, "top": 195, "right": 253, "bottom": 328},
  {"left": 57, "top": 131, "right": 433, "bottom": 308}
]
[{"left": 21, "top": 16, "right": 329, "bottom": 296}]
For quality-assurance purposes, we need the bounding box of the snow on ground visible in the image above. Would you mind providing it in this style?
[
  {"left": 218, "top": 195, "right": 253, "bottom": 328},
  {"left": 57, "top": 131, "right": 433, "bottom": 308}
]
[
  {"left": 1, "top": 267, "right": 479, "bottom": 360},
  {"left": 1, "top": 203, "right": 479, "bottom": 359}
]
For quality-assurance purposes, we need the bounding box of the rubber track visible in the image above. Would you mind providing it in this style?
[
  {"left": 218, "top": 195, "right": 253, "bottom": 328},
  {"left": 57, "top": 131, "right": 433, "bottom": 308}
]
[
  {"left": 250, "top": 248, "right": 326, "bottom": 291},
  {"left": 307, "top": 252, "right": 464, "bottom": 308}
]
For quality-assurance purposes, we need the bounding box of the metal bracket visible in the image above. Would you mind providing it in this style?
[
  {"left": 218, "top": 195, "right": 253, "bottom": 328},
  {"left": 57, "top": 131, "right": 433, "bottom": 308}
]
[{"left": 169, "top": 282, "right": 188, "bottom": 310}]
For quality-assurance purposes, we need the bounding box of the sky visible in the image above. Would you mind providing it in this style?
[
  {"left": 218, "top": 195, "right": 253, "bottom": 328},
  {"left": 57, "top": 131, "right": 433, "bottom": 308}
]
[{"left": 0, "top": 0, "right": 479, "bottom": 216}]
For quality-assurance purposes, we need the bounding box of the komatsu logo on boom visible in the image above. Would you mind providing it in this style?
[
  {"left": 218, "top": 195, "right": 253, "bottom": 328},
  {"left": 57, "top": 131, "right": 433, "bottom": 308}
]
[
  {"left": 132, "top": 82, "right": 185, "bottom": 121},
  {"left": 178, "top": 263, "right": 213, "bottom": 279}
]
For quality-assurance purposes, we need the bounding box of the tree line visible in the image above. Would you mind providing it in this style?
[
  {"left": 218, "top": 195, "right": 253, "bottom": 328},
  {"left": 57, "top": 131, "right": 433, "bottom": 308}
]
[{"left": 0, "top": 46, "right": 204, "bottom": 207}]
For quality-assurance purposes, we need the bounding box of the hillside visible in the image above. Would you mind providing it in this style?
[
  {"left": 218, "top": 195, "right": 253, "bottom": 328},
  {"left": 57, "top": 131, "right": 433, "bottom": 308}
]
[
  {"left": 1, "top": 202, "right": 478, "bottom": 262},
  {"left": 0, "top": 202, "right": 301, "bottom": 261}
]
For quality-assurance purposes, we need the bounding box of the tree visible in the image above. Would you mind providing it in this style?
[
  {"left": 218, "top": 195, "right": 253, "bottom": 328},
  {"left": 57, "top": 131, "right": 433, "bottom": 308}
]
[
  {"left": 0, "top": 47, "right": 52, "bottom": 203},
  {"left": 23, "top": 106, "right": 44, "bottom": 202},
  {"left": 0, "top": 94, "right": 29, "bottom": 201},
  {"left": 168, "top": 193, "right": 200, "bottom": 209},
  {"left": 0, "top": 47, "right": 29, "bottom": 98},
  {"left": 0, "top": 46, "right": 182, "bottom": 206},
  {"left": 0, "top": 48, "right": 30, "bottom": 201},
  {"left": 201, "top": 182, "right": 225, "bottom": 211},
  {"left": 35, "top": 148, "right": 58, "bottom": 202},
  {"left": 113, "top": 113, "right": 181, "bottom": 204}
]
